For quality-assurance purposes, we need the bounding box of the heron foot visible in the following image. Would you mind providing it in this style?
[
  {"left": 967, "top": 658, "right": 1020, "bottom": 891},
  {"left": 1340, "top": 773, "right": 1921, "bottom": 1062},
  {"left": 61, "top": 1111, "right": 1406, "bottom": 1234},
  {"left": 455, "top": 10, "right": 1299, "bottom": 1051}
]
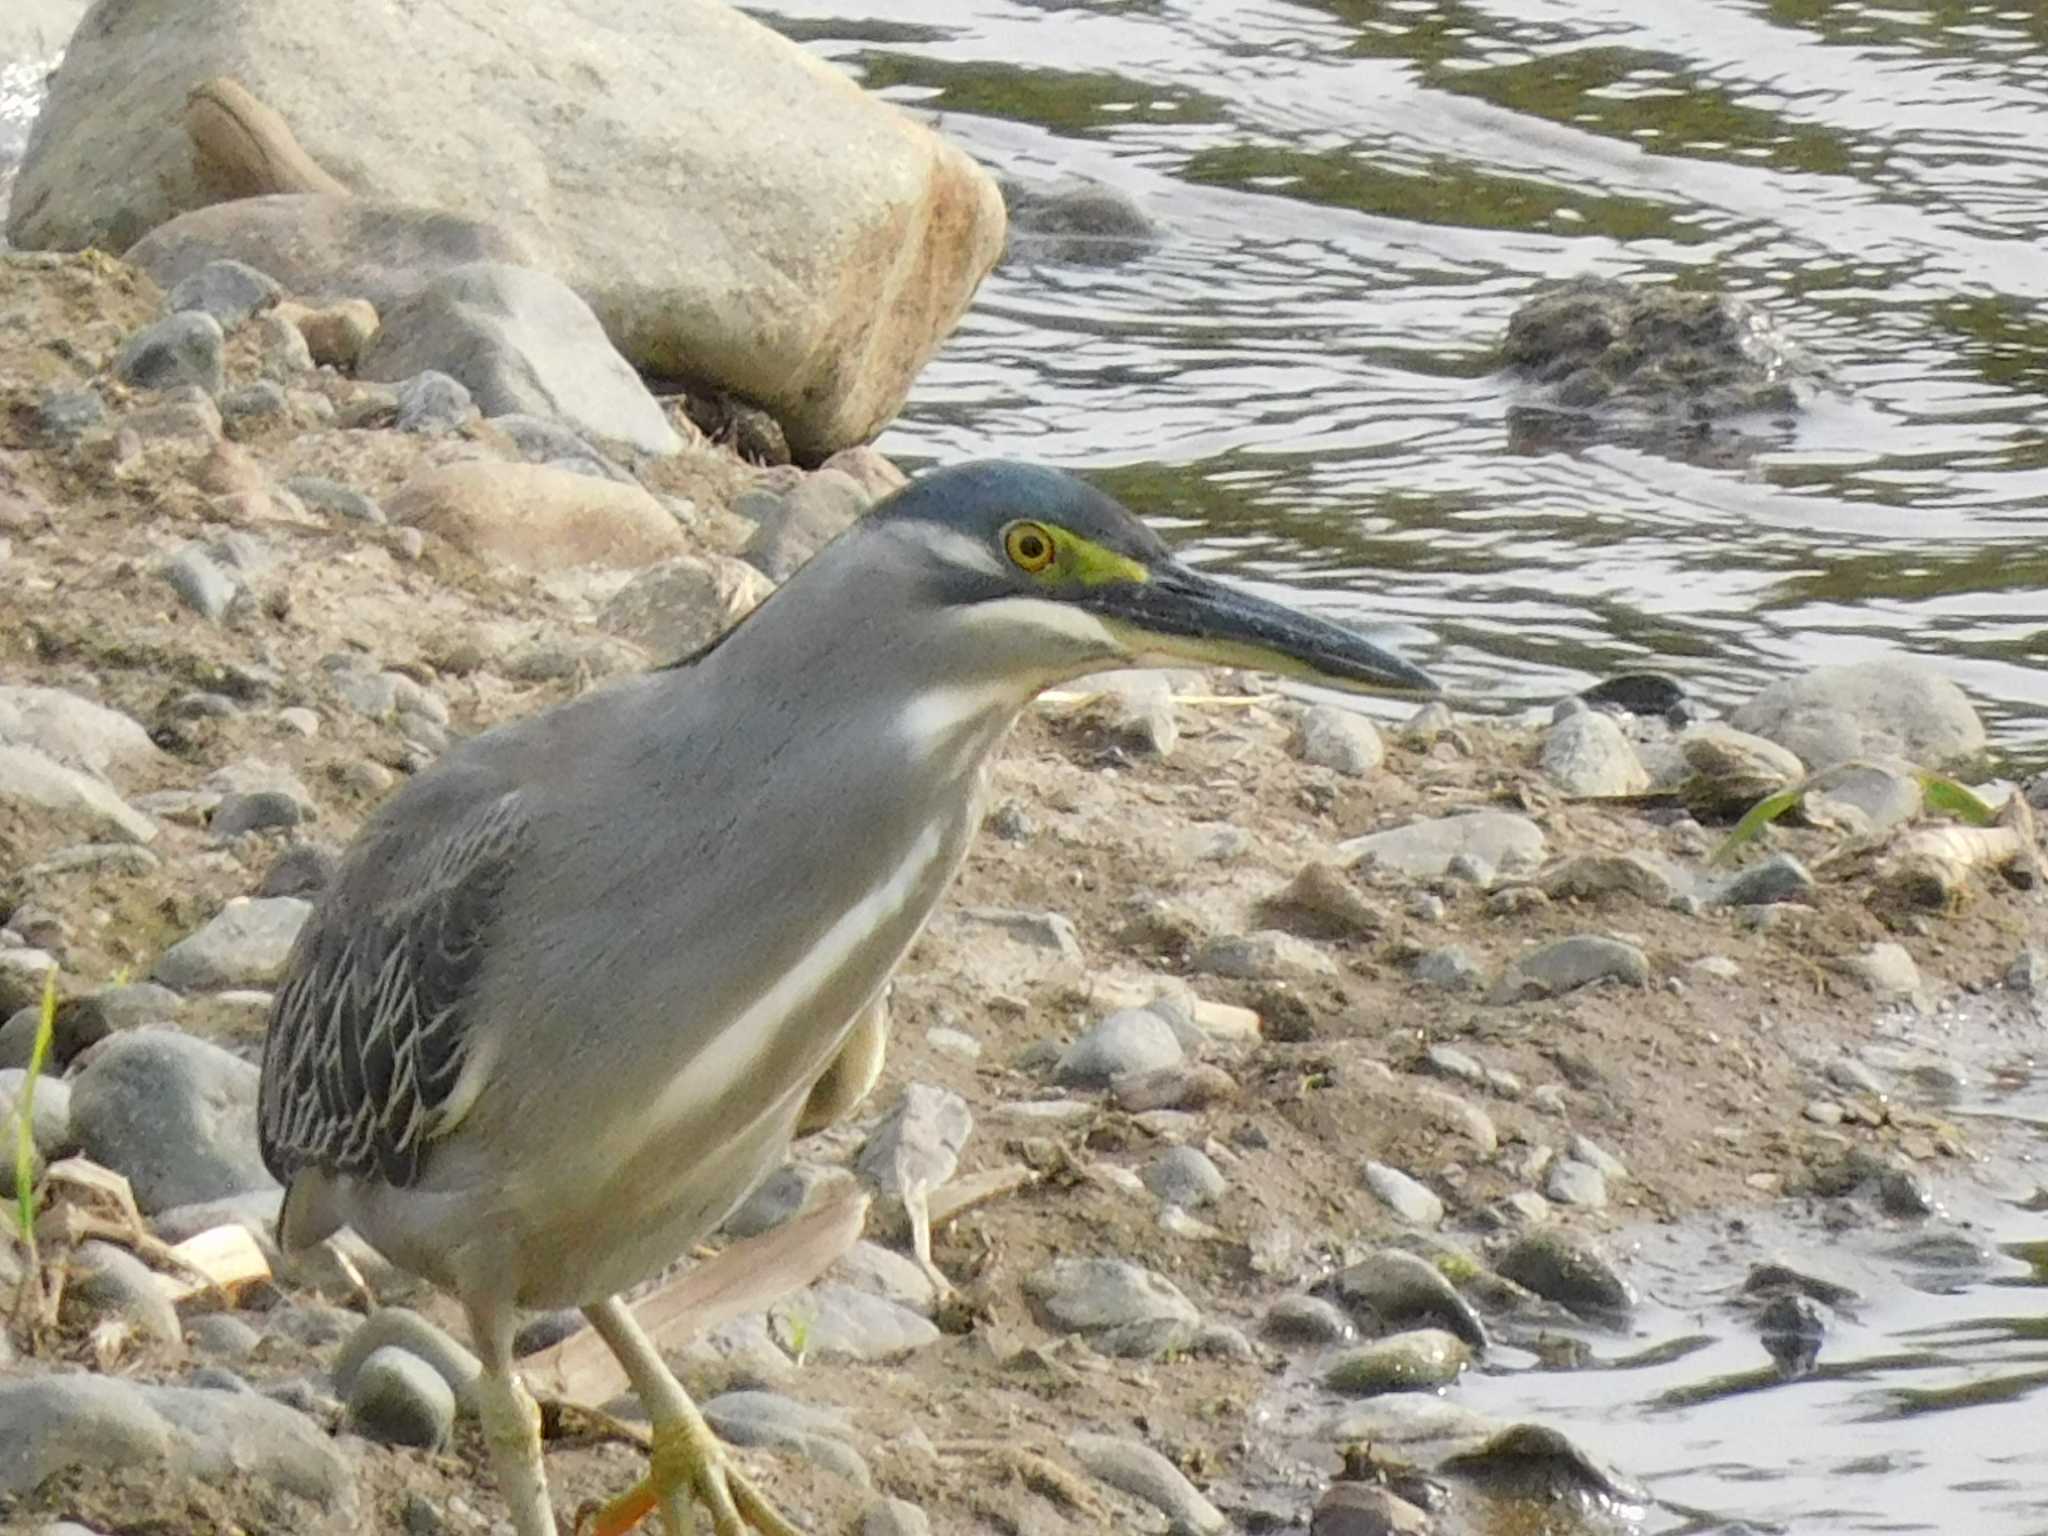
[{"left": 576, "top": 1412, "right": 804, "bottom": 1536}]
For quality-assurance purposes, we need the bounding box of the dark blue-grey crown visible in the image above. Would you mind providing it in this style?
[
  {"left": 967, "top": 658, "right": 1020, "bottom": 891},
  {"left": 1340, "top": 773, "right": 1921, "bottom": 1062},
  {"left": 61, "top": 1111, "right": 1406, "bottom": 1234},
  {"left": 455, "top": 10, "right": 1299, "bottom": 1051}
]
[{"left": 871, "top": 461, "right": 1170, "bottom": 565}]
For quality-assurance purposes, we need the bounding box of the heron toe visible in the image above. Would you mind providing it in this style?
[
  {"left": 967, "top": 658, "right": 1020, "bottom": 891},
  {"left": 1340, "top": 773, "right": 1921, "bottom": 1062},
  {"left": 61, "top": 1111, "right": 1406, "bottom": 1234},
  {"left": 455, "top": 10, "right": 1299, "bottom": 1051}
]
[{"left": 579, "top": 1414, "right": 805, "bottom": 1536}]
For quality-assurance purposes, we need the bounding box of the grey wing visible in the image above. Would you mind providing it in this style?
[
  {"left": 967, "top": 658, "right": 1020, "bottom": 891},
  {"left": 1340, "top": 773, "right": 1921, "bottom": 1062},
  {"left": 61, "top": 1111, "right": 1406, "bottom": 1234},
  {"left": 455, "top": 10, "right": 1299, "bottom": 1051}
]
[{"left": 258, "top": 788, "right": 528, "bottom": 1190}]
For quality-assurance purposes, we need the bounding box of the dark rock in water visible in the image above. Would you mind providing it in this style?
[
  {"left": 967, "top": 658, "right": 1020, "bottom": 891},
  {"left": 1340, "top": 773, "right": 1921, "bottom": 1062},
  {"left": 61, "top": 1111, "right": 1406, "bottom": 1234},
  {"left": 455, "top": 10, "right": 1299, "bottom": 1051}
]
[
  {"left": 1001, "top": 176, "right": 1159, "bottom": 268},
  {"left": 1576, "top": 671, "right": 1692, "bottom": 723},
  {"left": 1739, "top": 1261, "right": 1859, "bottom": 1312},
  {"left": 1501, "top": 276, "right": 1830, "bottom": 463},
  {"left": 1755, "top": 1292, "right": 1826, "bottom": 1376},
  {"left": 1438, "top": 1422, "right": 1649, "bottom": 1506}
]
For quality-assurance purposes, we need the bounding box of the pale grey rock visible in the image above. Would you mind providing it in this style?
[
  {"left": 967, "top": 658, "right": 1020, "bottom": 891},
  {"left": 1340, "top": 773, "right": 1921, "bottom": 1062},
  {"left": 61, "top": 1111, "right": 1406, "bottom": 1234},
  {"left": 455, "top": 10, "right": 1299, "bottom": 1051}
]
[
  {"left": 1540, "top": 852, "right": 1688, "bottom": 906},
  {"left": 770, "top": 1283, "right": 938, "bottom": 1362},
  {"left": 701, "top": 1391, "right": 869, "bottom": 1486},
  {"left": 958, "top": 906, "right": 1082, "bottom": 959},
  {"left": 1292, "top": 704, "right": 1385, "bottom": 776},
  {"left": 154, "top": 897, "right": 311, "bottom": 990},
  {"left": 68, "top": 1029, "right": 272, "bottom": 1213},
  {"left": 346, "top": 1346, "right": 456, "bottom": 1449},
  {"left": 159, "top": 543, "right": 238, "bottom": 621},
  {"left": 1144, "top": 1145, "right": 1227, "bottom": 1208},
  {"left": 186, "top": 1313, "right": 263, "bottom": 1359},
  {"left": 830, "top": 1240, "right": 938, "bottom": 1317},
  {"left": 1190, "top": 929, "right": 1336, "bottom": 981},
  {"left": 36, "top": 388, "right": 105, "bottom": 437},
  {"left": 0, "top": 1067, "right": 74, "bottom": 1170},
  {"left": 1543, "top": 1157, "right": 1608, "bottom": 1209},
  {"left": 1541, "top": 709, "right": 1649, "bottom": 796},
  {"left": 166, "top": 259, "right": 281, "bottom": 329},
  {"left": 1731, "top": 657, "right": 1985, "bottom": 770},
  {"left": 0, "top": 0, "right": 85, "bottom": 60},
  {"left": 1067, "top": 1431, "right": 1226, "bottom": 1534},
  {"left": 1846, "top": 942, "right": 1921, "bottom": 999},
  {"left": 0, "top": 1374, "right": 355, "bottom": 1518},
  {"left": 492, "top": 413, "right": 632, "bottom": 480},
  {"left": 1081, "top": 668, "right": 1179, "bottom": 757},
  {"left": 394, "top": 369, "right": 473, "bottom": 434},
  {"left": 721, "top": 1162, "right": 854, "bottom": 1239},
  {"left": 1056, "top": 1009, "right": 1184, "bottom": 1087},
  {"left": 1025, "top": 1257, "right": 1200, "bottom": 1335},
  {"left": 203, "top": 759, "right": 318, "bottom": 817},
  {"left": 1489, "top": 935, "right": 1649, "bottom": 1004},
  {"left": 1413, "top": 946, "right": 1483, "bottom": 992},
  {"left": 1340, "top": 811, "right": 1546, "bottom": 879},
  {"left": 0, "top": 686, "right": 158, "bottom": 775},
  {"left": 116, "top": 312, "right": 225, "bottom": 395},
  {"left": 1324, "top": 1328, "right": 1472, "bottom": 1395},
  {"left": 2008, "top": 946, "right": 2047, "bottom": 994},
  {"left": 599, "top": 553, "right": 773, "bottom": 663},
  {"left": 1803, "top": 757, "right": 1923, "bottom": 837},
  {"left": 332, "top": 1308, "right": 483, "bottom": 1414},
  {"left": 286, "top": 475, "right": 385, "bottom": 525},
  {"left": 862, "top": 1499, "right": 932, "bottom": 1536},
  {"left": 221, "top": 380, "right": 290, "bottom": 422},
  {"left": 1361, "top": 1162, "right": 1443, "bottom": 1227},
  {"left": 69, "top": 1239, "right": 182, "bottom": 1345},
  {"left": 359, "top": 262, "right": 680, "bottom": 455},
  {"left": 210, "top": 790, "right": 305, "bottom": 838},
  {"left": 855, "top": 1084, "right": 972, "bottom": 1202},
  {"left": 1568, "top": 1134, "right": 1629, "bottom": 1183},
  {"left": 22, "top": 3, "right": 1005, "bottom": 457},
  {"left": 741, "top": 469, "right": 870, "bottom": 581}
]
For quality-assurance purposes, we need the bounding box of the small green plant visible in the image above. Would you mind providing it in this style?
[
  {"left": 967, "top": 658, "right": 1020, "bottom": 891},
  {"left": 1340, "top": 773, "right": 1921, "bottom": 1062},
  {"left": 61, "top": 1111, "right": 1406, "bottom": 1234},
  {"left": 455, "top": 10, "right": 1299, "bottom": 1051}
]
[
  {"left": 12, "top": 969, "right": 58, "bottom": 1260},
  {"left": 1710, "top": 769, "right": 1999, "bottom": 866}
]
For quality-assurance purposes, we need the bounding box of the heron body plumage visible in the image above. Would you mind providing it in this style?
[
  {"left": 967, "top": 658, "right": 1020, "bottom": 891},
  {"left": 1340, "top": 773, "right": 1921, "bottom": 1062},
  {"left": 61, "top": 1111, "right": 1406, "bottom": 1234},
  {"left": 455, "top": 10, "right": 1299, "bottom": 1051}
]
[{"left": 256, "top": 460, "right": 1439, "bottom": 1536}]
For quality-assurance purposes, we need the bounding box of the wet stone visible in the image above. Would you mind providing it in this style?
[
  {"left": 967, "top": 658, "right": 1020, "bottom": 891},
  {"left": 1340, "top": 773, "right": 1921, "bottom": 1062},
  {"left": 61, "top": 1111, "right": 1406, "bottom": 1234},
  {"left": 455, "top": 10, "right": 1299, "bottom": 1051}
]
[
  {"left": 1264, "top": 1294, "right": 1356, "bottom": 1346},
  {"left": 1362, "top": 1162, "right": 1444, "bottom": 1227},
  {"left": 1495, "top": 1229, "right": 1636, "bottom": 1319},
  {"left": 347, "top": 1345, "right": 456, "bottom": 1449},
  {"left": 1324, "top": 1328, "right": 1472, "bottom": 1395},
  {"left": 1329, "top": 1249, "right": 1488, "bottom": 1350},
  {"left": 1068, "top": 1431, "right": 1226, "bottom": 1534}
]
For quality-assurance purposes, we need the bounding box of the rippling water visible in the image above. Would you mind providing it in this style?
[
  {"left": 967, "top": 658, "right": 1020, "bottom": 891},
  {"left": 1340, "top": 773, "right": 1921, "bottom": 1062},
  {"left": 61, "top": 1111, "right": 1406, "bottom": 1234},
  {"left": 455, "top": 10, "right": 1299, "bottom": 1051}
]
[{"left": 750, "top": 0, "right": 2048, "bottom": 760}]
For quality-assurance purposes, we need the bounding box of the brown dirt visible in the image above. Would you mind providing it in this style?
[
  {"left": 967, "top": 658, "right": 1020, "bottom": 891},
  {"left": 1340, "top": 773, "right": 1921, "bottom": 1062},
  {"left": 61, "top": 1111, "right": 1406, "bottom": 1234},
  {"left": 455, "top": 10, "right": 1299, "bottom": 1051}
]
[{"left": 2, "top": 251, "right": 2042, "bottom": 1535}]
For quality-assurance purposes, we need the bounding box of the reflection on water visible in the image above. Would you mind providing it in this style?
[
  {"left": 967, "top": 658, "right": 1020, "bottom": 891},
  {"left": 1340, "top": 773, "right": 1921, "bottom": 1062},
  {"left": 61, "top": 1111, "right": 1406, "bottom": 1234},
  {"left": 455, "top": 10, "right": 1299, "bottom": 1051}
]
[{"left": 747, "top": 0, "right": 2048, "bottom": 759}]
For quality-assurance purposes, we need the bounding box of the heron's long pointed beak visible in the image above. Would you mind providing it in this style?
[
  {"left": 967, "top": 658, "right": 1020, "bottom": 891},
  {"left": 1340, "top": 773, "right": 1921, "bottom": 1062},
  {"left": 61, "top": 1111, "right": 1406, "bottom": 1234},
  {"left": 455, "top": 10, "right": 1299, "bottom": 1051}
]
[{"left": 1090, "top": 563, "right": 1439, "bottom": 698}]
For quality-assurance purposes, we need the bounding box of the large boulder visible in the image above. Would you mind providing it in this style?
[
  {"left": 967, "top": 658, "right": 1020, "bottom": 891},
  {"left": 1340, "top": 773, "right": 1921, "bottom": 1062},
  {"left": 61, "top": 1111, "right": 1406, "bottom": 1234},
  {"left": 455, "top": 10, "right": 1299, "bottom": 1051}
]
[{"left": 10, "top": 0, "right": 1007, "bottom": 458}]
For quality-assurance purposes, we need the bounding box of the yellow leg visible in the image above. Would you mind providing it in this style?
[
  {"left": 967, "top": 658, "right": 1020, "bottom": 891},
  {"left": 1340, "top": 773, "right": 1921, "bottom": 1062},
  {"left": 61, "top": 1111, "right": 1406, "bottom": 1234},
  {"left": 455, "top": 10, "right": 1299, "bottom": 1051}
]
[
  {"left": 578, "top": 1296, "right": 806, "bottom": 1536},
  {"left": 467, "top": 1299, "right": 556, "bottom": 1536}
]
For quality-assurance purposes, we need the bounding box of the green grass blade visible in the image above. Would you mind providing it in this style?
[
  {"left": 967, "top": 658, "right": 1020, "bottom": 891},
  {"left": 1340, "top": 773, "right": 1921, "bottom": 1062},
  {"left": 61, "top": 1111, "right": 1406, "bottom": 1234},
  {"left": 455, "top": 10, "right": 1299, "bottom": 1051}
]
[
  {"left": 13, "top": 969, "right": 57, "bottom": 1251},
  {"left": 1916, "top": 772, "right": 1999, "bottom": 826},
  {"left": 1709, "top": 787, "right": 1806, "bottom": 867}
]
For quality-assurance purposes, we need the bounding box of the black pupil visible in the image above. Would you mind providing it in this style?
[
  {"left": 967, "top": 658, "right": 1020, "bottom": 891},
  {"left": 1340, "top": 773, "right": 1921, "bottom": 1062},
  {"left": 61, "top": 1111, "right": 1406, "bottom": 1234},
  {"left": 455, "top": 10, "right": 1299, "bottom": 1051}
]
[{"left": 1020, "top": 534, "right": 1045, "bottom": 561}]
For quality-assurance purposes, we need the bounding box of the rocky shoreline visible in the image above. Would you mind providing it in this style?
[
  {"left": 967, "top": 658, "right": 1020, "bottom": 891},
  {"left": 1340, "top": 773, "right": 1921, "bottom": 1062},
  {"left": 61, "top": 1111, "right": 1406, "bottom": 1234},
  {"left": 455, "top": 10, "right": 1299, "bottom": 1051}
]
[{"left": 2, "top": 237, "right": 2044, "bottom": 1536}]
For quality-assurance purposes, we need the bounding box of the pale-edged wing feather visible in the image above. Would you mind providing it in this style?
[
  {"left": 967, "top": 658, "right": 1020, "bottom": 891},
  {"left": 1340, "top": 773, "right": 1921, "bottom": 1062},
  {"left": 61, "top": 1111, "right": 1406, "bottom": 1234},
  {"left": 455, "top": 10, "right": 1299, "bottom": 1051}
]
[{"left": 258, "top": 788, "right": 527, "bottom": 1189}]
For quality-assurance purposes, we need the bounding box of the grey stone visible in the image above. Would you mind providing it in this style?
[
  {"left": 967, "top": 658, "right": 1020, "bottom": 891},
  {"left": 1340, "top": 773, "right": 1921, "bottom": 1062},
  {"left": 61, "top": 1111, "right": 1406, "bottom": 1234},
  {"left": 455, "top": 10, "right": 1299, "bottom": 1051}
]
[
  {"left": 1731, "top": 657, "right": 1986, "bottom": 770},
  {"left": 1489, "top": 935, "right": 1649, "bottom": 1004},
  {"left": 0, "top": 686, "right": 158, "bottom": 778},
  {"left": 346, "top": 1345, "right": 456, "bottom": 1449},
  {"left": 1055, "top": 1008, "right": 1184, "bottom": 1087},
  {"left": 116, "top": 312, "right": 226, "bottom": 395},
  {"left": 332, "top": 1308, "right": 483, "bottom": 1414},
  {"left": 1542, "top": 1157, "right": 1608, "bottom": 1209},
  {"left": 259, "top": 843, "right": 340, "bottom": 898},
  {"left": 1262, "top": 1294, "right": 1355, "bottom": 1346},
  {"left": 1190, "top": 929, "right": 1336, "bottom": 981},
  {"left": 1339, "top": 811, "right": 1547, "bottom": 879},
  {"left": 0, "top": 748, "right": 159, "bottom": 844},
  {"left": 68, "top": 1239, "right": 182, "bottom": 1345},
  {"left": 1707, "top": 853, "right": 1815, "bottom": 908},
  {"left": 1568, "top": 1134, "right": 1628, "bottom": 1182},
  {"left": 1846, "top": 942, "right": 1921, "bottom": 1000},
  {"left": 1541, "top": 709, "right": 1649, "bottom": 796},
  {"left": 598, "top": 552, "right": 775, "bottom": 663},
  {"left": 701, "top": 1391, "right": 869, "bottom": 1486},
  {"left": 1496, "top": 1228, "right": 1636, "bottom": 1318},
  {"left": 68, "top": 1030, "right": 273, "bottom": 1213},
  {"left": 1539, "top": 852, "right": 1688, "bottom": 906},
  {"left": 1803, "top": 757, "right": 1923, "bottom": 836},
  {"left": 187, "top": 1313, "right": 263, "bottom": 1359},
  {"left": 1257, "top": 862, "right": 1386, "bottom": 941},
  {"left": 1025, "top": 1257, "right": 1200, "bottom": 1335},
  {"left": 1312, "top": 1482, "right": 1431, "bottom": 1536},
  {"left": 1067, "top": 1431, "right": 1226, "bottom": 1534},
  {"left": 221, "top": 380, "right": 290, "bottom": 421},
  {"left": 855, "top": 1084, "right": 972, "bottom": 1200},
  {"left": 492, "top": 413, "right": 632, "bottom": 480},
  {"left": 360, "top": 263, "right": 679, "bottom": 455},
  {"left": 286, "top": 475, "right": 385, "bottom": 525},
  {"left": 2008, "top": 946, "right": 2047, "bottom": 994},
  {"left": 1003, "top": 175, "right": 1160, "bottom": 267},
  {"left": 1361, "top": 1162, "right": 1443, "bottom": 1227},
  {"left": 1292, "top": 705, "right": 1384, "bottom": 776},
  {"left": 770, "top": 1283, "right": 939, "bottom": 1362},
  {"left": 0, "top": 1374, "right": 355, "bottom": 1518},
  {"left": 203, "top": 758, "right": 317, "bottom": 815},
  {"left": 862, "top": 1499, "right": 932, "bottom": 1536},
  {"left": 154, "top": 897, "right": 312, "bottom": 990},
  {"left": 159, "top": 543, "right": 239, "bottom": 621},
  {"left": 829, "top": 1240, "right": 939, "bottom": 1317},
  {"left": 1330, "top": 1249, "right": 1488, "bottom": 1349},
  {"left": 0, "top": 1068, "right": 74, "bottom": 1171},
  {"left": 722, "top": 1162, "right": 856, "bottom": 1239},
  {"left": 1413, "top": 946, "right": 1483, "bottom": 992},
  {"left": 394, "top": 369, "right": 474, "bottom": 433},
  {"left": 1080, "top": 669, "right": 1178, "bottom": 757},
  {"left": 1324, "top": 1328, "right": 1472, "bottom": 1395},
  {"left": 254, "top": 311, "right": 317, "bottom": 377},
  {"left": 211, "top": 790, "right": 305, "bottom": 837},
  {"left": 1144, "top": 1145, "right": 1227, "bottom": 1208},
  {"left": 166, "top": 259, "right": 282, "bottom": 329},
  {"left": 958, "top": 906, "right": 1082, "bottom": 958},
  {"left": 37, "top": 388, "right": 105, "bottom": 437}
]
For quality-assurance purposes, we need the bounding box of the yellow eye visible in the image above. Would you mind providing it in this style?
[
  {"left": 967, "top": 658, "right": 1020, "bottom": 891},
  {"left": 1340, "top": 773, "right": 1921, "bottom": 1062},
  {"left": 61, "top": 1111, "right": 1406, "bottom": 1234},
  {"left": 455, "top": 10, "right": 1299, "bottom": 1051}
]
[{"left": 1004, "top": 522, "right": 1057, "bottom": 573}]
